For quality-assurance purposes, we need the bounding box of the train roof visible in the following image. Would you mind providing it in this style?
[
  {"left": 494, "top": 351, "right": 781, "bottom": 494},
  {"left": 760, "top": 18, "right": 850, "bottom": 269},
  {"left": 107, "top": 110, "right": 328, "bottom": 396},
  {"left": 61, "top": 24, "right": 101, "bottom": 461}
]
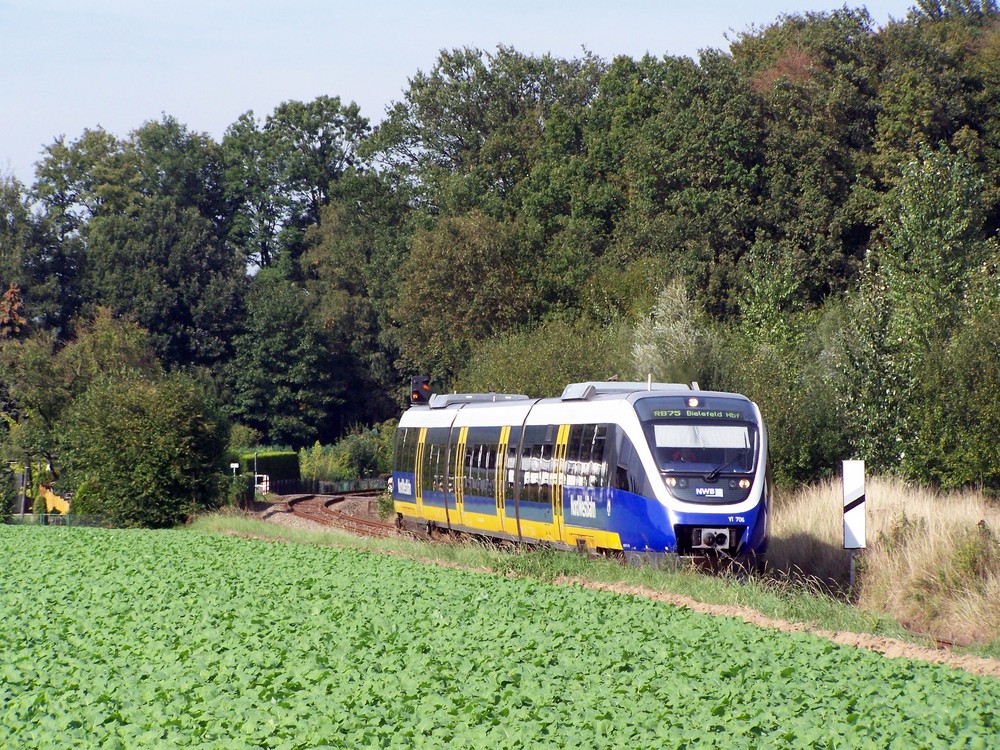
[
  {"left": 408, "top": 381, "right": 753, "bottom": 412},
  {"left": 399, "top": 381, "right": 760, "bottom": 431}
]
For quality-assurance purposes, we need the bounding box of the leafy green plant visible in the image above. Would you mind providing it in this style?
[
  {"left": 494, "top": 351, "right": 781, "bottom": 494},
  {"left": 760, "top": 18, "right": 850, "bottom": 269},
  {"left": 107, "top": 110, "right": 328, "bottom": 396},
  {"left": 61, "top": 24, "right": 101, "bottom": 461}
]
[{"left": 2, "top": 526, "right": 999, "bottom": 748}]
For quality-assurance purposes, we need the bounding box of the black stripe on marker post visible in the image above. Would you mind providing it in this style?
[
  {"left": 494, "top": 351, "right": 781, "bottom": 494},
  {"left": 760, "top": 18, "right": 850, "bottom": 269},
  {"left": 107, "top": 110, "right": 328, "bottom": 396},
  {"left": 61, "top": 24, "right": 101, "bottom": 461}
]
[{"left": 844, "top": 495, "right": 866, "bottom": 514}]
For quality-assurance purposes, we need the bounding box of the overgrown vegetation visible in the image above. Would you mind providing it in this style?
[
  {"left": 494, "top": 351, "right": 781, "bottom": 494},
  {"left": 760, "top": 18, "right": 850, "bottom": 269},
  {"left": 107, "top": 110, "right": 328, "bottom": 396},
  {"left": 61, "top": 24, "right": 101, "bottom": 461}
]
[
  {"left": 768, "top": 476, "right": 1000, "bottom": 648},
  {"left": 298, "top": 423, "right": 395, "bottom": 482},
  {"left": 4, "top": 2, "right": 1000, "bottom": 524}
]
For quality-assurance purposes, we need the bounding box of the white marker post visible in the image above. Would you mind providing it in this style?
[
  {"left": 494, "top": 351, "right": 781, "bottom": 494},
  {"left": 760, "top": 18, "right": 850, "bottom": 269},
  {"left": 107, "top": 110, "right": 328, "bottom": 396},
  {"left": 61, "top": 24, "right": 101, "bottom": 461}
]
[{"left": 842, "top": 460, "right": 866, "bottom": 591}]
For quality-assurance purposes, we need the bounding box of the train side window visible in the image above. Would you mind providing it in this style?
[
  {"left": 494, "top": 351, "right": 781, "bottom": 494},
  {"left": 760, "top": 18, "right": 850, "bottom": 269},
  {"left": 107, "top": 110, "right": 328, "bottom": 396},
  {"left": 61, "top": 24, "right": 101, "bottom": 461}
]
[
  {"left": 463, "top": 443, "right": 476, "bottom": 496},
  {"left": 507, "top": 443, "right": 518, "bottom": 498},
  {"left": 591, "top": 424, "right": 609, "bottom": 488},
  {"left": 485, "top": 445, "right": 497, "bottom": 497},
  {"left": 468, "top": 444, "right": 477, "bottom": 497},
  {"left": 615, "top": 437, "right": 632, "bottom": 491},
  {"left": 393, "top": 428, "right": 405, "bottom": 473},
  {"left": 566, "top": 425, "right": 584, "bottom": 487},
  {"left": 421, "top": 442, "right": 433, "bottom": 491}
]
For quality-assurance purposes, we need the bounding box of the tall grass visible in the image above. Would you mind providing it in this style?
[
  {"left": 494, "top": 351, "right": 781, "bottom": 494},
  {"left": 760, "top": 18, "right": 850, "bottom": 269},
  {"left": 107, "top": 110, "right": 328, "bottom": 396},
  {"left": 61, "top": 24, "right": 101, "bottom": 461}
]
[{"left": 769, "top": 476, "right": 1000, "bottom": 645}]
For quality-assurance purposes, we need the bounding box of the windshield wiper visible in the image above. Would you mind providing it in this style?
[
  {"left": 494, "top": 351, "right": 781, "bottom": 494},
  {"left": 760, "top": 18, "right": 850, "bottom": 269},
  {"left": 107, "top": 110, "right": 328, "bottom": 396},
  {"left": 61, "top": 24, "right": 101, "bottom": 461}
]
[{"left": 706, "top": 450, "right": 748, "bottom": 482}]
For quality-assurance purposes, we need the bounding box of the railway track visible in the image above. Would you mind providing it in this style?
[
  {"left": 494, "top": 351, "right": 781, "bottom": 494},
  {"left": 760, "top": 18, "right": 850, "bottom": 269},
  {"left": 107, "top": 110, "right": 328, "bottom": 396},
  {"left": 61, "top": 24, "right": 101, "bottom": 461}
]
[{"left": 270, "top": 492, "right": 402, "bottom": 538}]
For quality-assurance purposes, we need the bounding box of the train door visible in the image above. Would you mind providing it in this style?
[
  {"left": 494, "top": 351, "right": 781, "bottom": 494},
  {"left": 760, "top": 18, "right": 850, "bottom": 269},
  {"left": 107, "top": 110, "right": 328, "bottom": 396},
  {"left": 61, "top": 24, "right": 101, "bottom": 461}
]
[
  {"left": 494, "top": 425, "right": 513, "bottom": 536},
  {"left": 552, "top": 424, "right": 570, "bottom": 543},
  {"left": 452, "top": 426, "right": 468, "bottom": 528},
  {"left": 417, "top": 427, "right": 452, "bottom": 525},
  {"left": 414, "top": 427, "right": 427, "bottom": 518}
]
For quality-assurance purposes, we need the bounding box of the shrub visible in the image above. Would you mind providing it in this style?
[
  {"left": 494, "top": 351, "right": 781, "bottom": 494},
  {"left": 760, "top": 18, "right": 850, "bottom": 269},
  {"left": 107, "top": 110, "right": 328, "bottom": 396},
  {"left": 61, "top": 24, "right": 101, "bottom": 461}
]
[
  {"left": 300, "top": 425, "right": 396, "bottom": 483},
  {"left": 59, "top": 373, "right": 228, "bottom": 528},
  {"left": 0, "top": 464, "right": 15, "bottom": 516}
]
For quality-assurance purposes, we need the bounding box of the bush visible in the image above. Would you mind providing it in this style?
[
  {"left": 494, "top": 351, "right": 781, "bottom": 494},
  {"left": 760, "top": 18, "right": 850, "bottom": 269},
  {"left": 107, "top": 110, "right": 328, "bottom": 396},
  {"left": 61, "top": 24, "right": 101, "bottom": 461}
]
[
  {"left": 0, "top": 464, "right": 15, "bottom": 516},
  {"left": 718, "top": 301, "right": 850, "bottom": 487},
  {"left": 59, "top": 373, "right": 228, "bottom": 528},
  {"left": 227, "top": 473, "right": 252, "bottom": 507},
  {"left": 300, "top": 425, "right": 396, "bottom": 483}
]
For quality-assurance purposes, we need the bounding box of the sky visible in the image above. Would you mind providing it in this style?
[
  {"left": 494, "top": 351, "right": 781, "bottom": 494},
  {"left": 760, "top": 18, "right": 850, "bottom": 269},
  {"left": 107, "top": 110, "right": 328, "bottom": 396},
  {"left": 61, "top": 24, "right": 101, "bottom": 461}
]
[{"left": 2, "top": 0, "right": 917, "bottom": 186}]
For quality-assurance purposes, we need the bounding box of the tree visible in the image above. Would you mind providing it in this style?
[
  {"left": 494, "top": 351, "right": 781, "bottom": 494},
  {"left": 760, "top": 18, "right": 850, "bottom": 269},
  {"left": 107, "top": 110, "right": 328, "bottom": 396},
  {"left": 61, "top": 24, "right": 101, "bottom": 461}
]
[
  {"left": 0, "top": 310, "right": 162, "bottom": 481},
  {"left": 0, "top": 284, "right": 26, "bottom": 340},
  {"left": 845, "top": 146, "right": 995, "bottom": 481},
  {"left": 85, "top": 196, "right": 245, "bottom": 369},
  {"left": 267, "top": 96, "right": 369, "bottom": 227},
  {"left": 225, "top": 268, "right": 349, "bottom": 446},
  {"left": 731, "top": 9, "right": 882, "bottom": 307},
  {"left": 367, "top": 46, "right": 604, "bottom": 217},
  {"left": 632, "top": 280, "right": 720, "bottom": 387},
  {"left": 59, "top": 372, "right": 227, "bottom": 527},
  {"left": 222, "top": 98, "right": 370, "bottom": 269},
  {"left": 596, "top": 52, "right": 766, "bottom": 317},
  {"left": 455, "top": 317, "right": 631, "bottom": 398},
  {"left": 222, "top": 112, "right": 287, "bottom": 268},
  {"left": 393, "top": 212, "right": 537, "bottom": 383},
  {"left": 1, "top": 173, "right": 82, "bottom": 333},
  {"left": 299, "top": 170, "right": 411, "bottom": 418}
]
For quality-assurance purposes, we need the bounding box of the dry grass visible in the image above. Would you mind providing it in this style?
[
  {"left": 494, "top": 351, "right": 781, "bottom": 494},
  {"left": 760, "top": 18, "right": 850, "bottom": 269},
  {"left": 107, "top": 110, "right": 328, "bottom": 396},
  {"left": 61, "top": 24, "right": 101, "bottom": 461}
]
[{"left": 768, "top": 476, "right": 1000, "bottom": 645}]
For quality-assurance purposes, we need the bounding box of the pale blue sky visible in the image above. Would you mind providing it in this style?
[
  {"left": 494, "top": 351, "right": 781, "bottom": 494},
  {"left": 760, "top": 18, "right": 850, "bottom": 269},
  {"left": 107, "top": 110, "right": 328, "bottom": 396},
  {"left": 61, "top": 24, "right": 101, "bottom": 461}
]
[{"left": 2, "top": 1, "right": 915, "bottom": 185}]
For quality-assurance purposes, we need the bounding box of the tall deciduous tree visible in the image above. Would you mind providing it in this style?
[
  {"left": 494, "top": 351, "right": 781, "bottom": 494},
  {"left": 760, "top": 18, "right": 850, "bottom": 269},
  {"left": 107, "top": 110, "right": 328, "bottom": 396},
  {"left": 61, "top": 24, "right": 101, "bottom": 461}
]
[
  {"left": 368, "top": 46, "right": 604, "bottom": 218},
  {"left": 222, "top": 97, "right": 370, "bottom": 268},
  {"left": 394, "top": 212, "right": 537, "bottom": 383},
  {"left": 847, "top": 146, "right": 996, "bottom": 481},
  {"left": 226, "top": 268, "right": 348, "bottom": 446},
  {"left": 85, "top": 196, "right": 245, "bottom": 368}
]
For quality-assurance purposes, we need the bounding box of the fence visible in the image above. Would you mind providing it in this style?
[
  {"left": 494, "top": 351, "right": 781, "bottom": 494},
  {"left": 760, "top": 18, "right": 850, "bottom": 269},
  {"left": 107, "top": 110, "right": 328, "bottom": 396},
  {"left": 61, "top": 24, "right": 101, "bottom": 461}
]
[
  {"left": 239, "top": 476, "right": 387, "bottom": 507},
  {"left": 3, "top": 514, "right": 109, "bottom": 527}
]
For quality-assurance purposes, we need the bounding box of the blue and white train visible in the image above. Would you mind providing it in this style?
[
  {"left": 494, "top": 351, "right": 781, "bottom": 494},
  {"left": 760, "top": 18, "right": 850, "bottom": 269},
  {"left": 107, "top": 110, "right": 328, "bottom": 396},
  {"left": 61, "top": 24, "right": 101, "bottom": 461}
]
[{"left": 391, "top": 381, "right": 771, "bottom": 559}]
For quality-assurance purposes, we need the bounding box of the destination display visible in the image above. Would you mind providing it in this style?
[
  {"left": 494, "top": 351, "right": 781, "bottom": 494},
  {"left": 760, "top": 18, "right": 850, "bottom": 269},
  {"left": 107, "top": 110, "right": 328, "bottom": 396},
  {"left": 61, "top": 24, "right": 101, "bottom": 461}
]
[
  {"left": 635, "top": 396, "right": 751, "bottom": 423},
  {"left": 651, "top": 409, "right": 743, "bottom": 420}
]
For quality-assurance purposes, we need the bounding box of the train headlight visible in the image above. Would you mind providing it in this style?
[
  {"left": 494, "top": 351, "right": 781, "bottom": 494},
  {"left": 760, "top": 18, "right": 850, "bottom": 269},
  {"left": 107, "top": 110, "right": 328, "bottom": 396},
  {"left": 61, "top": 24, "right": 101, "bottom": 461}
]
[
  {"left": 666, "top": 477, "right": 677, "bottom": 487},
  {"left": 687, "top": 397, "right": 700, "bottom": 408},
  {"left": 739, "top": 478, "right": 751, "bottom": 489}
]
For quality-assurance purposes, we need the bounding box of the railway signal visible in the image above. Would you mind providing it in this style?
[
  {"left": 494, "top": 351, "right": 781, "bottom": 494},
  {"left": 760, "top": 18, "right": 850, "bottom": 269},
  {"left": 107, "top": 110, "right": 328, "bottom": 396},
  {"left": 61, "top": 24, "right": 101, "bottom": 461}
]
[{"left": 410, "top": 375, "right": 431, "bottom": 404}]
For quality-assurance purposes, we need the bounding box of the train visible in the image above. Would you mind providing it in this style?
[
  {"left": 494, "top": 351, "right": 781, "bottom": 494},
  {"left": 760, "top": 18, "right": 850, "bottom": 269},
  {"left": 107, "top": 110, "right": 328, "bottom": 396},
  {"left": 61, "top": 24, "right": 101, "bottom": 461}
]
[{"left": 391, "top": 380, "right": 771, "bottom": 560}]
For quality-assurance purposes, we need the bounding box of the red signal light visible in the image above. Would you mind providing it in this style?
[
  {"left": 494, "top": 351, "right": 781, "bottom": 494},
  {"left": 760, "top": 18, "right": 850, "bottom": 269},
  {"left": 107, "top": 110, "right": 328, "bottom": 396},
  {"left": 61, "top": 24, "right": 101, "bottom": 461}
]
[{"left": 410, "top": 376, "right": 431, "bottom": 404}]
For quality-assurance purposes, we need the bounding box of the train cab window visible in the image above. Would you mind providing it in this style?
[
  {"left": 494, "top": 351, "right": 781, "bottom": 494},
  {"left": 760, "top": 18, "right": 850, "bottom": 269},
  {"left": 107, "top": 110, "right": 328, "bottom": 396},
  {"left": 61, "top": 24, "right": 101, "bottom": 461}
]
[
  {"left": 395, "top": 427, "right": 419, "bottom": 473},
  {"left": 651, "top": 423, "right": 754, "bottom": 474}
]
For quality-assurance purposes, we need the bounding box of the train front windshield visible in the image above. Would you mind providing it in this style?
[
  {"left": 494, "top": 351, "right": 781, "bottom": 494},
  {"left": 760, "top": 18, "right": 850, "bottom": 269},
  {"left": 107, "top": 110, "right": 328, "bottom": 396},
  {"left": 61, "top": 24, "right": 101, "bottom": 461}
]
[{"left": 635, "top": 397, "right": 759, "bottom": 476}]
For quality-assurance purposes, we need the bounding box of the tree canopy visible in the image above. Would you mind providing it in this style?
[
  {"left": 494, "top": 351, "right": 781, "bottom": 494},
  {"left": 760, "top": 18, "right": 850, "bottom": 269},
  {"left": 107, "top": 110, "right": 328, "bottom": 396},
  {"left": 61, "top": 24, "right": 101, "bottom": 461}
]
[{"left": 4, "top": 3, "right": 1000, "bottom": 504}]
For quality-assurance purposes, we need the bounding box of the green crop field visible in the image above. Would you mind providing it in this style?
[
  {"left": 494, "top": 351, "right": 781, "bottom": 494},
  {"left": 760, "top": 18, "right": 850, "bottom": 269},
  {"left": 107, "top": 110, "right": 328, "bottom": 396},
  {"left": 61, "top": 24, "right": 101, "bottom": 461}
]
[{"left": 1, "top": 526, "right": 998, "bottom": 749}]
